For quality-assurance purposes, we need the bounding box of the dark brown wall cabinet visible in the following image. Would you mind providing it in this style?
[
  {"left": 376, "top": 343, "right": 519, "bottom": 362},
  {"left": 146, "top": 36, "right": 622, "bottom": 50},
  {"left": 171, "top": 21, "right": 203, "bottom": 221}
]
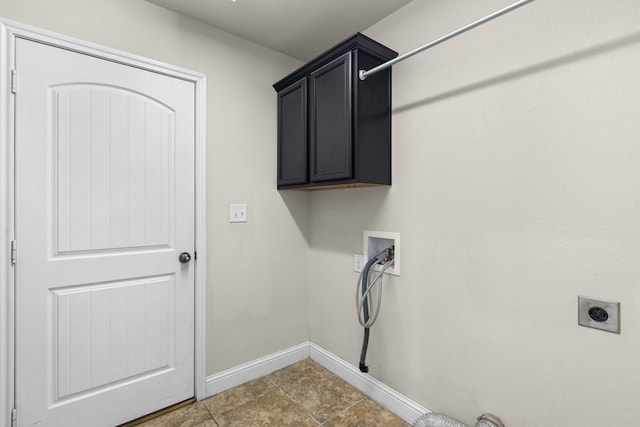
[{"left": 273, "top": 33, "right": 397, "bottom": 190}]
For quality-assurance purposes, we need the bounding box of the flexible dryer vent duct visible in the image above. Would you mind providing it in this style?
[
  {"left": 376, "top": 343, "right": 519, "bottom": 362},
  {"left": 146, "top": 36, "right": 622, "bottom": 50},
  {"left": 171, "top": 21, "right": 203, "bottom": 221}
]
[{"left": 413, "top": 413, "right": 505, "bottom": 427}]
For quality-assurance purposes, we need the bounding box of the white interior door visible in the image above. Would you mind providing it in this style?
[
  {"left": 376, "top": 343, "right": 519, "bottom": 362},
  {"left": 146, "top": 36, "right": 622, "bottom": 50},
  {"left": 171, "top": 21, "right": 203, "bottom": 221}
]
[{"left": 14, "top": 38, "right": 196, "bottom": 426}]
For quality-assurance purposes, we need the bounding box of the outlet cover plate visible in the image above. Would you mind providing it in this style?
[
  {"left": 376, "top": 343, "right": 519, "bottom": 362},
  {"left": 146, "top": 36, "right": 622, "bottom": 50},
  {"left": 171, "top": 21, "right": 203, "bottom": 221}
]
[
  {"left": 354, "top": 254, "right": 364, "bottom": 273},
  {"left": 578, "top": 296, "right": 620, "bottom": 333}
]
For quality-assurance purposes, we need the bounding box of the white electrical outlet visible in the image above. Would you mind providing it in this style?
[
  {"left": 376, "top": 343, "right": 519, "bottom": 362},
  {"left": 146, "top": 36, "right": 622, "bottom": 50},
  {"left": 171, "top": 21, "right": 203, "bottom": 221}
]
[
  {"left": 229, "top": 204, "right": 247, "bottom": 223},
  {"left": 354, "top": 254, "right": 364, "bottom": 273},
  {"left": 578, "top": 296, "right": 620, "bottom": 333}
]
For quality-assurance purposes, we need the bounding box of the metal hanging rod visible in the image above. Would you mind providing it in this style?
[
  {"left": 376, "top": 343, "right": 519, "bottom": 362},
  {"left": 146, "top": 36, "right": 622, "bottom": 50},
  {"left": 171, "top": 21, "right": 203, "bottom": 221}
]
[{"left": 359, "top": 0, "right": 536, "bottom": 80}]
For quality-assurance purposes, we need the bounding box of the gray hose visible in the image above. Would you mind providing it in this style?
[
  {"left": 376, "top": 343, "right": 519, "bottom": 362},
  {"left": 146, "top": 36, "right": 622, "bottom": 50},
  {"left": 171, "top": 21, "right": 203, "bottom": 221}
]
[
  {"left": 355, "top": 248, "right": 393, "bottom": 373},
  {"left": 413, "top": 413, "right": 505, "bottom": 427}
]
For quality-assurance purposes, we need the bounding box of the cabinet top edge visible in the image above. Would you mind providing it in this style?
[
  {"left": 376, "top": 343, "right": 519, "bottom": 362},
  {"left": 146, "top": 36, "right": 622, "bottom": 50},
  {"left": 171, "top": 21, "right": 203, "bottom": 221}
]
[{"left": 273, "top": 33, "right": 397, "bottom": 92}]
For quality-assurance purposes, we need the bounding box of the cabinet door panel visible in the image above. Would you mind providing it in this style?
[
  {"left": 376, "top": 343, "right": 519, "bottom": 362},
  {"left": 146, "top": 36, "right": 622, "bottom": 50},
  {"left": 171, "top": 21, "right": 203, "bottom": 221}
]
[
  {"left": 278, "top": 78, "right": 308, "bottom": 186},
  {"left": 309, "top": 53, "right": 352, "bottom": 182}
]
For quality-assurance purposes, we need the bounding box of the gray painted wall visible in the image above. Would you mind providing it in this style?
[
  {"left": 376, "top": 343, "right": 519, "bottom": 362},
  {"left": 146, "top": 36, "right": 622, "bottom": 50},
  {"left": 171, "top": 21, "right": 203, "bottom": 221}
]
[
  {"left": 309, "top": 0, "right": 640, "bottom": 425},
  {"left": 1, "top": 0, "right": 309, "bottom": 375}
]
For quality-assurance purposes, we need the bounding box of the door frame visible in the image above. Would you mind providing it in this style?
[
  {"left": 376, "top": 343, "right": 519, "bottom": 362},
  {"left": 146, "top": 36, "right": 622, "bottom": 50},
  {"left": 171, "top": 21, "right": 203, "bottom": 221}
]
[{"left": 0, "top": 18, "right": 208, "bottom": 426}]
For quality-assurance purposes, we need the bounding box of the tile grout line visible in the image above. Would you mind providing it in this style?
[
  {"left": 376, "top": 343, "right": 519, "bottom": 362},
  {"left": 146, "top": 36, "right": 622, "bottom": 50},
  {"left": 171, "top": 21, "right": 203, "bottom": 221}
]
[
  {"left": 318, "top": 397, "right": 368, "bottom": 426},
  {"left": 269, "top": 360, "right": 379, "bottom": 427},
  {"left": 209, "top": 372, "right": 320, "bottom": 426},
  {"left": 207, "top": 376, "right": 278, "bottom": 418},
  {"left": 201, "top": 400, "right": 220, "bottom": 427},
  {"left": 193, "top": 359, "right": 408, "bottom": 427},
  {"left": 274, "top": 378, "right": 322, "bottom": 425}
]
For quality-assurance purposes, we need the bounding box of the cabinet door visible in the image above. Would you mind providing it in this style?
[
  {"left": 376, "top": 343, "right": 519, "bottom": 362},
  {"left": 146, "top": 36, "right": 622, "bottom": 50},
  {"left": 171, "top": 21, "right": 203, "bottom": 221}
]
[
  {"left": 309, "top": 52, "right": 352, "bottom": 182},
  {"left": 278, "top": 78, "right": 308, "bottom": 186}
]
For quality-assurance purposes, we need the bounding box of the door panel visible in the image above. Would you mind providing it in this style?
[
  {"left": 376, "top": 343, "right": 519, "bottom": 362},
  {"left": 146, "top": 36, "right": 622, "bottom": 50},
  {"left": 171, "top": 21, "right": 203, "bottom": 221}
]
[
  {"left": 53, "top": 85, "right": 175, "bottom": 253},
  {"left": 52, "top": 275, "right": 174, "bottom": 401},
  {"left": 15, "top": 38, "right": 195, "bottom": 427}
]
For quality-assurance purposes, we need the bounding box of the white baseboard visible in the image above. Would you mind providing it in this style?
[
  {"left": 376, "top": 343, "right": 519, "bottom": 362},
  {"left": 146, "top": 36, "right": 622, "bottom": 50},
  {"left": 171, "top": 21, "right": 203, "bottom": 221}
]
[
  {"left": 309, "top": 342, "right": 429, "bottom": 424},
  {"left": 205, "top": 342, "right": 309, "bottom": 397},
  {"left": 205, "top": 341, "right": 429, "bottom": 424}
]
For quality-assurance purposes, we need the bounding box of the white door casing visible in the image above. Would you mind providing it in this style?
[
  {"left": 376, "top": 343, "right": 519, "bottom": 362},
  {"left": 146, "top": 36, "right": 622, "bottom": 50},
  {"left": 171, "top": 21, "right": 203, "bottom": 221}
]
[{"left": 0, "top": 20, "right": 207, "bottom": 427}]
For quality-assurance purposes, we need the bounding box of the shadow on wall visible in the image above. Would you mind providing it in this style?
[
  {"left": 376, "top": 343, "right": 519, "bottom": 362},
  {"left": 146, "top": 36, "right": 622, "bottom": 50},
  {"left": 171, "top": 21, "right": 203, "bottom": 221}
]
[
  {"left": 393, "top": 30, "right": 640, "bottom": 114},
  {"left": 308, "top": 186, "right": 392, "bottom": 252},
  {"left": 279, "top": 190, "right": 312, "bottom": 244}
]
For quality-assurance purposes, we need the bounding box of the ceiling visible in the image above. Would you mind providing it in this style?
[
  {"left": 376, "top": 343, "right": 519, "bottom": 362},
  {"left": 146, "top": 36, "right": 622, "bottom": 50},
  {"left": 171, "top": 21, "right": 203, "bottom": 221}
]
[{"left": 145, "top": 0, "right": 411, "bottom": 61}]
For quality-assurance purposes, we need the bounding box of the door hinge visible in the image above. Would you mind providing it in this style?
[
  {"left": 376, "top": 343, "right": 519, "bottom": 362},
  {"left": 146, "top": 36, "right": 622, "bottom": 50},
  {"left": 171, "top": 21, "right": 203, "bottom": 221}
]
[
  {"left": 11, "top": 408, "right": 17, "bottom": 427},
  {"left": 10, "top": 69, "right": 17, "bottom": 94},
  {"left": 10, "top": 240, "right": 17, "bottom": 265}
]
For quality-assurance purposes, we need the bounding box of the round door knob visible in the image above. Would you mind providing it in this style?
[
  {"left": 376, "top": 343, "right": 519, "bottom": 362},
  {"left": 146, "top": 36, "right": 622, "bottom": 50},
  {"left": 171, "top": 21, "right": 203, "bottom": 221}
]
[{"left": 179, "top": 252, "right": 192, "bottom": 263}]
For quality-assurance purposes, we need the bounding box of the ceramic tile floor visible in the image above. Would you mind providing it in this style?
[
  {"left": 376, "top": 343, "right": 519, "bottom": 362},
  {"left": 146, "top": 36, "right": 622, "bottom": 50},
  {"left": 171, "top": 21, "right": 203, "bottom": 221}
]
[{"left": 136, "top": 359, "right": 409, "bottom": 427}]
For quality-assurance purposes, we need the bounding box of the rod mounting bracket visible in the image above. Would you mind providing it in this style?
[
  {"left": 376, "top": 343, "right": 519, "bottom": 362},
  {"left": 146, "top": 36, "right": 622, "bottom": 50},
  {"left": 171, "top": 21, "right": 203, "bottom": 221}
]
[{"left": 358, "top": 69, "right": 367, "bottom": 81}]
